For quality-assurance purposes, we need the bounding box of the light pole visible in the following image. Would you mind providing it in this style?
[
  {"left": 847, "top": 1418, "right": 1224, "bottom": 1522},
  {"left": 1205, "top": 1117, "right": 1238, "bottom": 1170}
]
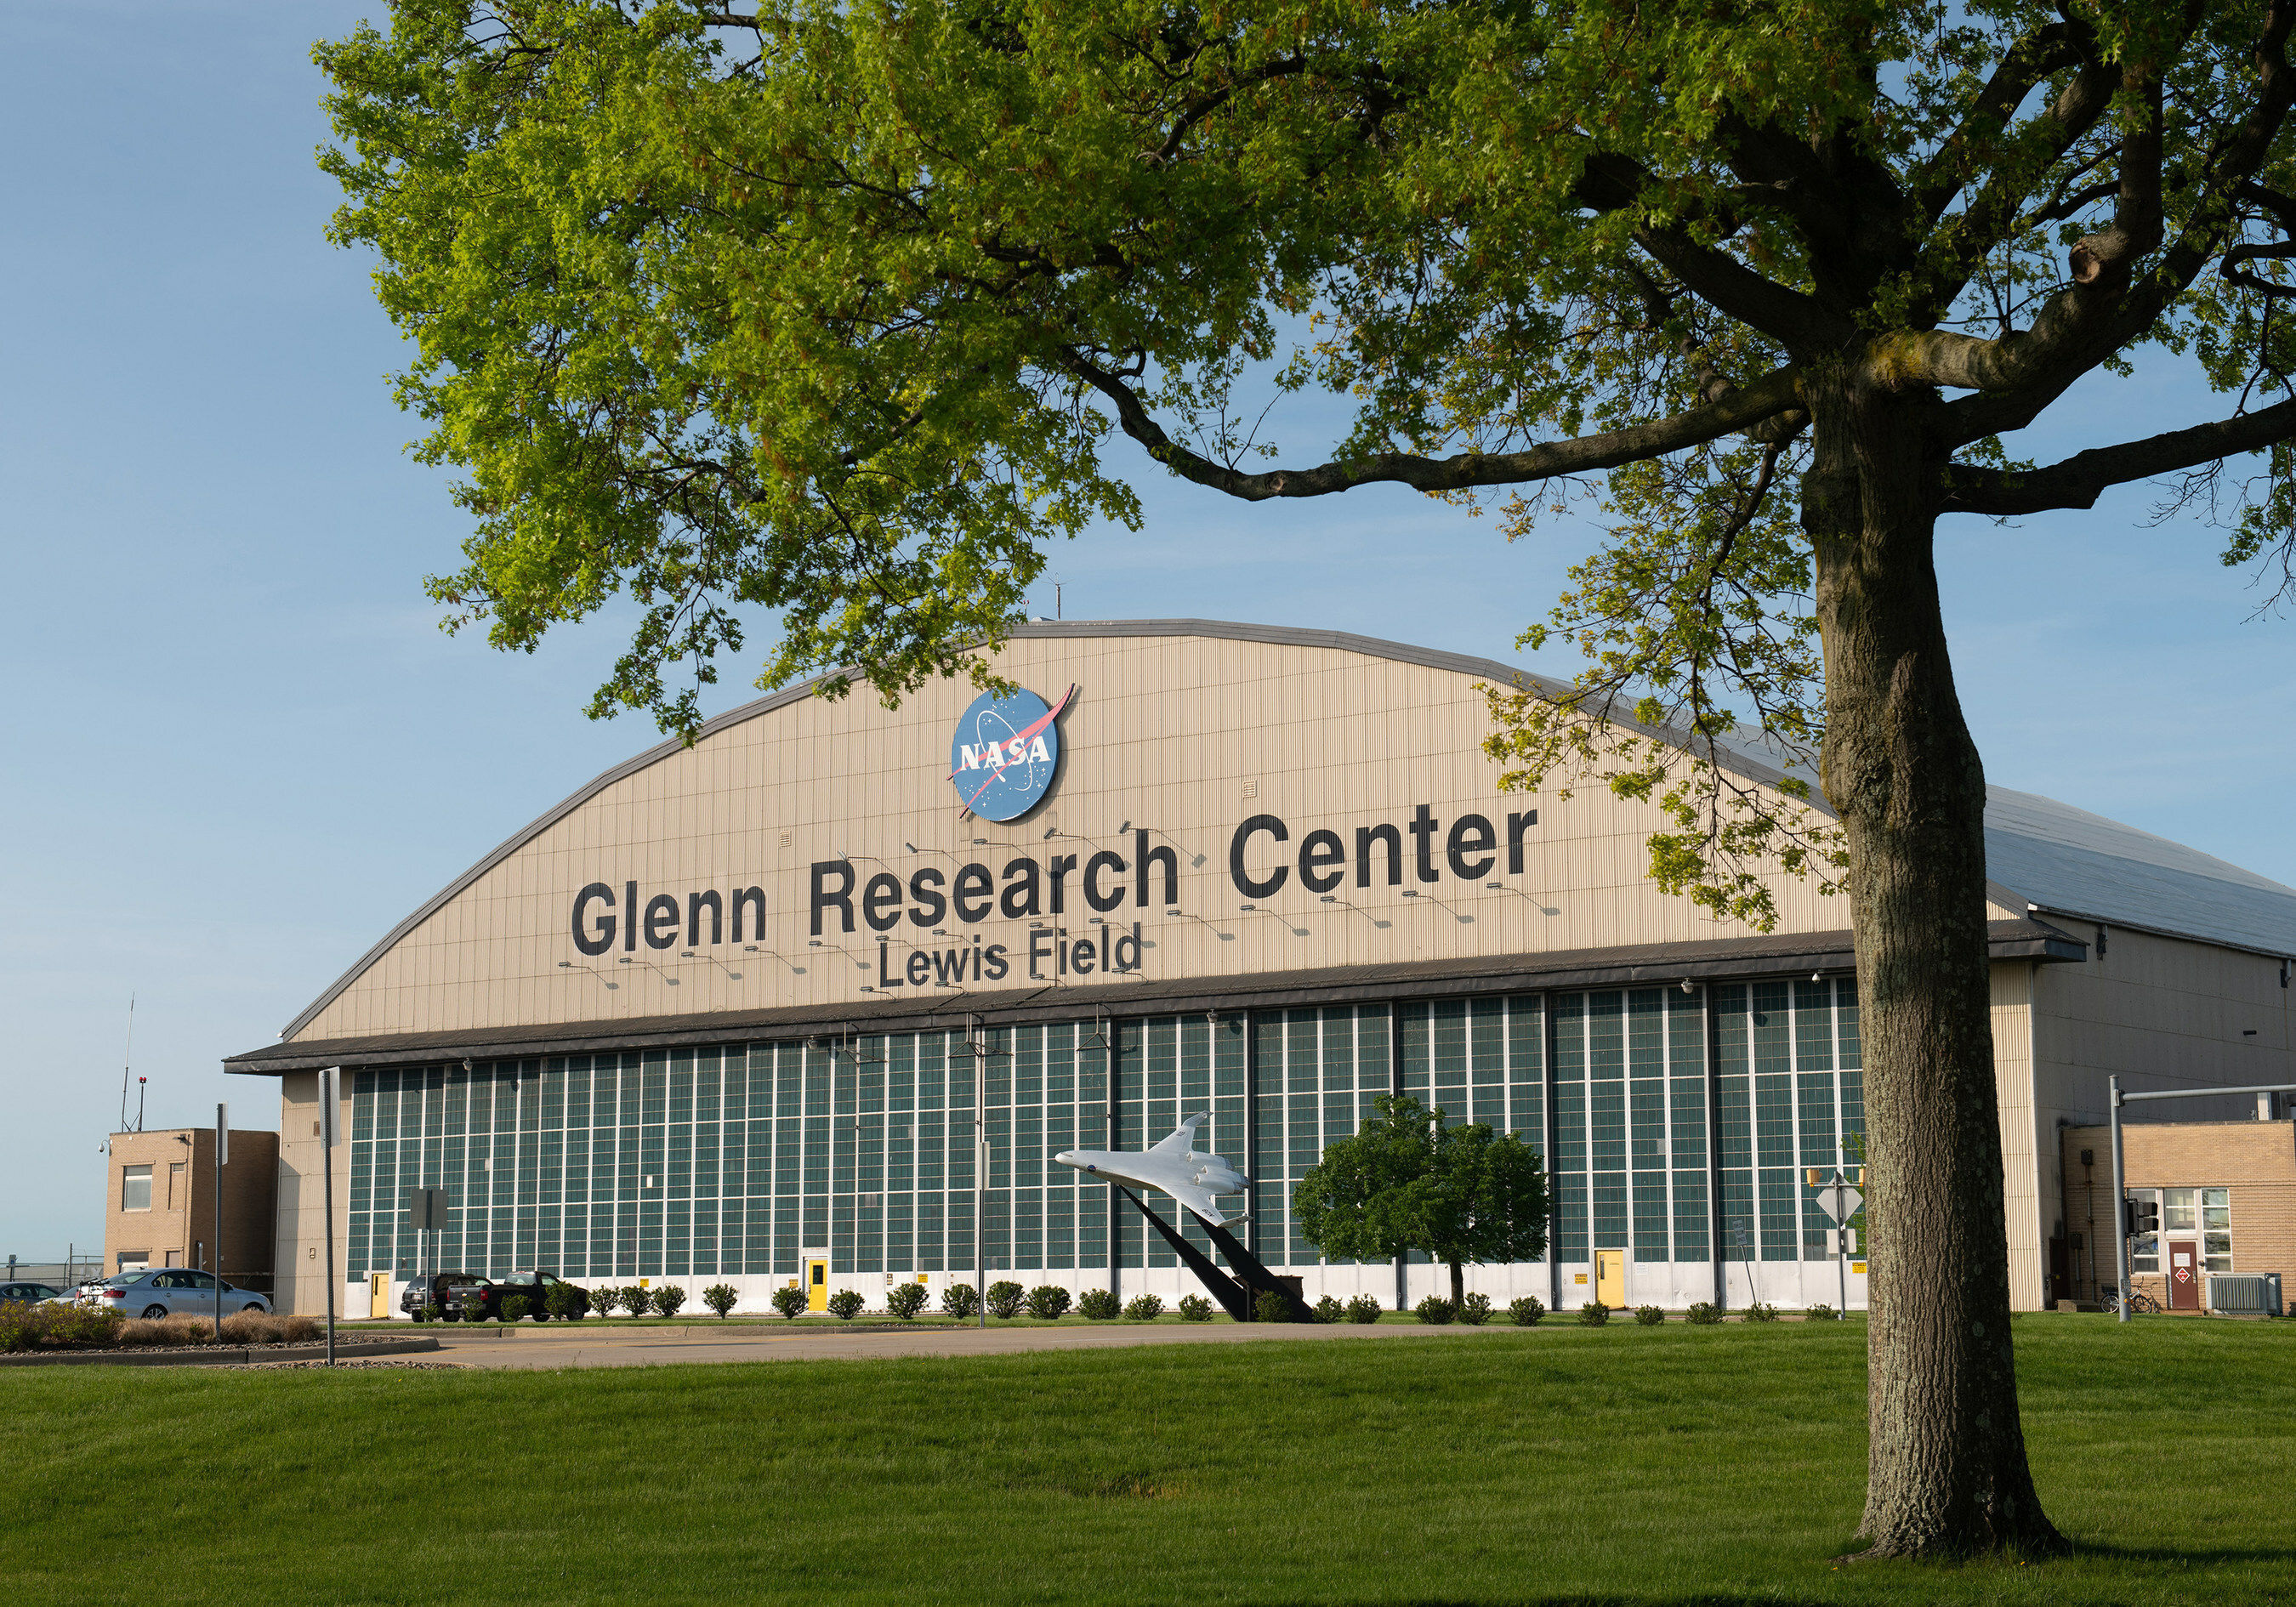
[
  {"left": 321, "top": 1067, "right": 340, "bottom": 1366},
  {"left": 213, "top": 1104, "right": 228, "bottom": 1343}
]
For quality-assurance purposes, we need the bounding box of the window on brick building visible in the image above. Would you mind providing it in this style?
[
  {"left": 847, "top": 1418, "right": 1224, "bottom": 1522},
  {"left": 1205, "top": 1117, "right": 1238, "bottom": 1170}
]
[{"left": 121, "top": 1165, "right": 151, "bottom": 1212}]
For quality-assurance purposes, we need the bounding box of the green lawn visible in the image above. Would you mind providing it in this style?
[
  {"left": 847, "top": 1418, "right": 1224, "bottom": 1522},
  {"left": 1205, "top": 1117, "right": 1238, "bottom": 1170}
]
[{"left": 3, "top": 1316, "right": 2290, "bottom": 1605}]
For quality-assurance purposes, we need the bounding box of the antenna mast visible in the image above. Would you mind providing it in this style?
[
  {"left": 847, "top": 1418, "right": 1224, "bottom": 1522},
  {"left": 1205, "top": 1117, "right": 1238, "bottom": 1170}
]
[{"left": 118, "top": 994, "right": 135, "bottom": 1132}]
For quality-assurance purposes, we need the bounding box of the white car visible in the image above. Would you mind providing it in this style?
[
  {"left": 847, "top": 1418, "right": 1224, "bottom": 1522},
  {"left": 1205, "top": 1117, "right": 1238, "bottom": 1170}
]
[{"left": 92, "top": 1269, "right": 271, "bottom": 1319}]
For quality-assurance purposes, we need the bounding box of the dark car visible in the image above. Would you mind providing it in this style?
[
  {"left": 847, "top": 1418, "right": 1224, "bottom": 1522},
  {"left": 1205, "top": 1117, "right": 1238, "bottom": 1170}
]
[
  {"left": 400, "top": 1271, "right": 491, "bottom": 1322},
  {"left": 400, "top": 1269, "right": 579, "bottom": 1321},
  {"left": 0, "top": 1282, "right": 63, "bottom": 1306}
]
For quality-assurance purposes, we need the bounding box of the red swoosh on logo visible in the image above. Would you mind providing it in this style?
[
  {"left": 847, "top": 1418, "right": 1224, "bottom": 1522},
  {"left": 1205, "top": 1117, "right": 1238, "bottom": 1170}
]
[{"left": 952, "top": 683, "right": 1076, "bottom": 810}]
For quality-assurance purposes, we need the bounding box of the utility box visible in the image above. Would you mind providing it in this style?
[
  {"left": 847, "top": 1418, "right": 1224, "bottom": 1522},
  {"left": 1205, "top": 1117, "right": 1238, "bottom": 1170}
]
[{"left": 2206, "top": 1272, "right": 2283, "bottom": 1316}]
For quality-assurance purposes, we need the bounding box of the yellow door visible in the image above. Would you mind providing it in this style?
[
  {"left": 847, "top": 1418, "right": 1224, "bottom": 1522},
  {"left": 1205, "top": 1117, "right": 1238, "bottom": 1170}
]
[
  {"left": 369, "top": 1272, "right": 391, "bottom": 1320},
  {"left": 1594, "top": 1251, "right": 1625, "bottom": 1309},
  {"left": 807, "top": 1259, "right": 828, "bottom": 1312}
]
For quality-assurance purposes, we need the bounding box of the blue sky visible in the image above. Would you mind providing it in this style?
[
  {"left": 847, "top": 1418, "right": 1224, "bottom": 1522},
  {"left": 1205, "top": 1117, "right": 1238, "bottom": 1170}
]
[{"left": 3, "top": 4, "right": 2291, "bottom": 1255}]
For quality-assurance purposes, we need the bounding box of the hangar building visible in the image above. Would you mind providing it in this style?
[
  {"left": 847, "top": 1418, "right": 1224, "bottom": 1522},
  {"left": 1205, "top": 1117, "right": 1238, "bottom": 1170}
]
[{"left": 223, "top": 622, "right": 2296, "bottom": 1318}]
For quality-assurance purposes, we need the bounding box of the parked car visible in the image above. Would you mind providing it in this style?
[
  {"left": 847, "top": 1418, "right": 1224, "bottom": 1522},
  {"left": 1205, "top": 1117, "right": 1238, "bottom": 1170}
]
[
  {"left": 487, "top": 1269, "right": 584, "bottom": 1320},
  {"left": 399, "top": 1269, "right": 578, "bottom": 1320},
  {"left": 0, "top": 1282, "right": 63, "bottom": 1306},
  {"left": 92, "top": 1269, "right": 271, "bottom": 1319}
]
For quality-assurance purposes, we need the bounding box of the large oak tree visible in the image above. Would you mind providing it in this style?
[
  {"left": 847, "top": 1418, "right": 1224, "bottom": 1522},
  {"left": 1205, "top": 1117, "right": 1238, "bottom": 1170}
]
[{"left": 319, "top": 0, "right": 2296, "bottom": 1558}]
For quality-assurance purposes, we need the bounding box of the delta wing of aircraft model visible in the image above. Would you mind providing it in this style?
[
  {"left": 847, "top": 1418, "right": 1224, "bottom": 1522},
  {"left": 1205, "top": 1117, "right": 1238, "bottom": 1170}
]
[{"left": 1054, "top": 1111, "right": 1249, "bottom": 1226}]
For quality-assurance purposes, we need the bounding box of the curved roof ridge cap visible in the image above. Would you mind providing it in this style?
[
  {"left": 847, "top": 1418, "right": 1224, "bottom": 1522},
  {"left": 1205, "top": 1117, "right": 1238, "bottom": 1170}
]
[{"left": 276, "top": 617, "right": 1806, "bottom": 1042}]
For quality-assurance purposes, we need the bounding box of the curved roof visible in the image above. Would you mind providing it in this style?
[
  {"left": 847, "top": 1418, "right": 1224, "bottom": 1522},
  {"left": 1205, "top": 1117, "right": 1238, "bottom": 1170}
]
[
  {"left": 274, "top": 617, "right": 2290, "bottom": 1042},
  {"left": 1984, "top": 785, "right": 2296, "bottom": 957}
]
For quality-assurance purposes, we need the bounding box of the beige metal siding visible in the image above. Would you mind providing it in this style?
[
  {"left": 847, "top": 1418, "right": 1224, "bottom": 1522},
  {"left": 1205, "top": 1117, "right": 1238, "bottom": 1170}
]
[{"left": 290, "top": 633, "right": 1847, "bottom": 1043}]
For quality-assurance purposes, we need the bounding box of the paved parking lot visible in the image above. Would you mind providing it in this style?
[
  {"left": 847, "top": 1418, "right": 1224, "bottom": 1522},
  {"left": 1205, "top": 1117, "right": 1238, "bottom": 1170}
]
[{"left": 416, "top": 1319, "right": 1520, "bottom": 1369}]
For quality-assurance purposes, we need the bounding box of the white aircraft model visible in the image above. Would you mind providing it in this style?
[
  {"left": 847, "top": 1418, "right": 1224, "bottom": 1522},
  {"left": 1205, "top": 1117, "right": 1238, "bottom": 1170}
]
[{"left": 1054, "top": 1111, "right": 1251, "bottom": 1227}]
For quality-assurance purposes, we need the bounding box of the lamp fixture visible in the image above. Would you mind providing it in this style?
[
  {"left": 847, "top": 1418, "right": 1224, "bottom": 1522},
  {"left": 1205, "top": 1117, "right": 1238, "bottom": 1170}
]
[{"left": 1680, "top": 978, "right": 1695, "bottom": 995}]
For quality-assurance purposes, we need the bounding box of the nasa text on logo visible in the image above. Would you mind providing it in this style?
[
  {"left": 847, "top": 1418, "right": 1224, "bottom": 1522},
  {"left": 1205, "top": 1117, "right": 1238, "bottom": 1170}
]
[{"left": 949, "top": 684, "right": 1073, "bottom": 821}]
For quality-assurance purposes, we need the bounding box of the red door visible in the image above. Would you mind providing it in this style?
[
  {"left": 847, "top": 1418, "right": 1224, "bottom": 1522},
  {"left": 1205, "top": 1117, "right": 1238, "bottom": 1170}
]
[{"left": 2168, "top": 1241, "right": 2201, "bottom": 1311}]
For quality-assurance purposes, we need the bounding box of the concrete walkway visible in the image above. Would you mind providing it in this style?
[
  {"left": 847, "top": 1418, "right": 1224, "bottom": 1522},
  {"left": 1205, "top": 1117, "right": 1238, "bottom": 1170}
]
[{"left": 419, "top": 1320, "right": 1525, "bottom": 1370}]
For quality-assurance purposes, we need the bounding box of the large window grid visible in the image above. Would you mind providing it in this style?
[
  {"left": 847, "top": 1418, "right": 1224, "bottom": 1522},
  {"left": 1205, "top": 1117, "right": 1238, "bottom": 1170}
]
[
  {"left": 345, "top": 978, "right": 1852, "bottom": 1286},
  {"left": 1550, "top": 991, "right": 1700, "bottom": 1263},
  {"left": 1713, "top": 979, "right": 1863, "bottom": 1263}
]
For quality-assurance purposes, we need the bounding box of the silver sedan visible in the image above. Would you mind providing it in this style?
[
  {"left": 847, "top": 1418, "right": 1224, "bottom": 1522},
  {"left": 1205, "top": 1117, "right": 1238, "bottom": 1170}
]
[{"left": 91, "top": 1269, "right": 271, "bottom": 1319}]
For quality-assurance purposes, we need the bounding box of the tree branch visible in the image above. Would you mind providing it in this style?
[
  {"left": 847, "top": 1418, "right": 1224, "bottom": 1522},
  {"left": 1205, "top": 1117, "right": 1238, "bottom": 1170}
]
[
  {"left": 1575, "top": 154, "right": 1842, "bottom": 353},
  {"left": 1907, "top": 22, "right": 2083, "bottom": 230},
  {"left": 1054, "top": 349, "right": 1806, "bottom": 499},
  {"left": 1941, "top": 395, "right": 2296, "bottom": 514}
]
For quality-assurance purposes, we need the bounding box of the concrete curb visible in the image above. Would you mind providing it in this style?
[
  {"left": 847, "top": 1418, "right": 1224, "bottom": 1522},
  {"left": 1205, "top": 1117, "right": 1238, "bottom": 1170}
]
[{"left": 0, "top": 1337, "right": 444, "bottom": 1369}]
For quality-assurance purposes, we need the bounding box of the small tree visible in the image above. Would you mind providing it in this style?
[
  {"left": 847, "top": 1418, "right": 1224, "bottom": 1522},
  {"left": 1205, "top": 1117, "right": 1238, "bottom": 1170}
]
[
  {"left": 1025, "top": 1285, "right": 1072, "bottom": 1320},
  {"left": 827, "top": 1289, "right": 865, "bottom": 1320},
  {"left": 545, "top": 1282, "right": 588, "bottom": 1321},
  {"left": 770, "top": 1285, "right": 810, "bottom": 1320},
  {"left": 651, "top": 1285, "right": 687, "bottom": 1319},
  {"left": 985, "top": 1281, "right": 1026, "bottom": 1320},
  {"left": 499, "top": 1295, "right": 531, "bottom": 1324},
  {"left": 941, "top": 1283, "right": 980, "bottom": 1320},
  {"left": 887, "top": 1282, "right": 929, "bottom": 1321},
  {"left": 702, "top": 1283, "right": 738, "bottom": 1320},
  {"left": 1296, "top": 1095, "right": 1549, "bottom": 1309},
  {"left": 586, "top": 1286, "right": 618, "bottom": 1319}
]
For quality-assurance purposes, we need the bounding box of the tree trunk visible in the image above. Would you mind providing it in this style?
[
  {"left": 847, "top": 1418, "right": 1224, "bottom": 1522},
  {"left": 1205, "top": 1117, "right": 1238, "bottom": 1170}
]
[
  {"left": 1803, "top": 366, "right": 2064, "bottom": 1559},
  {"left": 1449, "top": 1258, "right": 1465, "bottom": 1309}
]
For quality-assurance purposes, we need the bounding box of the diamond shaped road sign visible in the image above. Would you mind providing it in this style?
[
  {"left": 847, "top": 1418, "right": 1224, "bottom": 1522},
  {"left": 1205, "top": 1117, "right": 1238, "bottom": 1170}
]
[{"left": 1815, "top": 1181, "right": 1863, "bottom": 1224}]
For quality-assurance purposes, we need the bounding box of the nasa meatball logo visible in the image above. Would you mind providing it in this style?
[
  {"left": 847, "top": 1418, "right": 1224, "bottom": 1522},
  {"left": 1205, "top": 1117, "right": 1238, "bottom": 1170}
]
[{"left": 949, "top": 684, "right": 1073, "bottom": 821}]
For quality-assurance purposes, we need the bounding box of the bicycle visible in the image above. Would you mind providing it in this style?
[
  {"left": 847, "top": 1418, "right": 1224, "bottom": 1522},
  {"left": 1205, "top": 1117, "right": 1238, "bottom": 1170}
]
[{"left": 2101, "top": 1286, "right": 2162, "bottom": 1315}]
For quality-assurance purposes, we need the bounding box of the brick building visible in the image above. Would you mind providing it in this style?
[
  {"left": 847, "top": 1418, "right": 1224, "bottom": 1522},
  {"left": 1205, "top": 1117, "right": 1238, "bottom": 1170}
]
[
  {"left": 101, "top": 1127, "right": 279, "bottom": 1288},
  {"left": 2060, "top": 1114, "right": 2294, "bottom": 1312}
]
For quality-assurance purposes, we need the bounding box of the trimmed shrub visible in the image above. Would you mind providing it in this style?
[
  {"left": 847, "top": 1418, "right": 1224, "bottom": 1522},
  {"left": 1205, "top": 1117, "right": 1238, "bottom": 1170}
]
[
  {"left": 1743, "top": 1302, "right": 1779, "bottom": 1323},
  {"left": 1077, "top": 1288, "right": 1120, "bottom": 1320},
  {"left": 1634, "top": 1304, "right": 1666, "bottom": 1326},
  {"left": 420, "top": 1302, "right": 443, "bottom": 1323},
  {"left": 986, "top": 1280, "right": 1026, "bottom": 1320},
  {"left": 703, "top": 1283, "right": 738, "bottom": 1319},
  {"left": 1413, "top": 1296, "right": 1457, "bottom": 1326},
  {"left": 617, "top": 1286, "right": 650, "bottom": 1318},
  {"left": 1025, "top": 1285, "right": 1072, "bottom": 1320},
  {"left": 1344, "top": 1293, "right": 1384, "bottom": 1325},
  {"left": 1312, "top": 1295, "right": 1344, "bottom": 1324},
  {"left": 499, "top": 1295, "right": 531, "bottom": 1324},
  {"left": 585, "top": 1286, "right": 619, "bottom": 1318},
  {"left": 1253, "top": 1290, "right": 1292, "bottom": 1323},
  {"left": 463, "top": 1298, "right": 495, "bottom": 1326},
  {"left": 1577, "top": 1300, "right": 1611, "bottom": 1326},
  {"left": 2, "top": 1304, "right": 126, "bottom": 1351},
  {"left": 1122, "top": 1293, "right": 1164, "bottom": 1320},
  {"left": 1458, "top": 1292, "right": 1492, "bottom": 1326},
  {"left": 1176, "top": 1293, "right": 1215, "bottom": 1322},
  {"left": 1507, "top": 1296, "right": 1545, "bottom": 1326},
  {"left": 827, "top": 1289, "right": 865, "bottom": 1320},
  {"left": 546, "top": 1282, "right": 589, "bottom": 1320},
  {"left": 771, "top": 1285, "right": 810, "bottom": 1320},
  {"left": 887, "top": 1282, "right": 929, "bottom": 1320},
  {"left": 941, "top": 1282, "right": 981, "bottom": 1320},
  {"left": 1805, "top": 1303, "right": 1839, "bottom": 1321},
  {"left": 651, "top": 1285, "right": 687, "bottom": 1319},
  {"left": 1685, "top": 1301, "right": 1724, "bottom": 1325}
]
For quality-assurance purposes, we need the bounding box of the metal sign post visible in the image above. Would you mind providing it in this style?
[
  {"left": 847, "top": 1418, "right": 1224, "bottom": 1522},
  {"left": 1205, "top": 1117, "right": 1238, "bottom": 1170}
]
[
  {"left": 1807, "top": 1166, "right": 1864, "bottom": 1314},
  {"left": 320, "top": 1067, "right": 339, "bottom": 1366},
  {"left": 213, "top": 1104, "right": 229, "bottom": 1343}
]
